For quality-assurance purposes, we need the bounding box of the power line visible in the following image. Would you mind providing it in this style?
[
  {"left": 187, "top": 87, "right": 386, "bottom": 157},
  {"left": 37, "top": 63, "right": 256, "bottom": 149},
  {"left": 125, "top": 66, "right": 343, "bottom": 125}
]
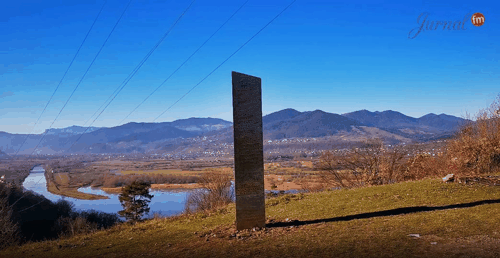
[
  {"left": 11, "top": 0, "right": 133, "bottom": 209},
  {"left": 12, "top": 0, "right": 196, "bottom": 213},
  {"left": 28, "top": 0, "right": 133, "bottom": 157},
  {"left": 18, "top": 199, "right": 46, "bottom": 213},
  {"left": 81, "top": 0, "right": 200, "bottom": 131},
  {"left": 118, "top": 0, "right": 250, "bottom": 125},
  {"left": 12, "top": 0, "right": 297, "bottom": 213},
  {"left": 68, "top": 0, "right": 197, "bottom": 152},
  {"left": 9, "top": 165, "right": 45, "bottom": 209},
  {"left": 13, "top": 1, "right": 107, "bottom": 156},
  {"left": 17, "top": 168, "right": 68, "bottom": 213},
  {"left": 154, "top": 0, "right": 297, "bottom": 122}
]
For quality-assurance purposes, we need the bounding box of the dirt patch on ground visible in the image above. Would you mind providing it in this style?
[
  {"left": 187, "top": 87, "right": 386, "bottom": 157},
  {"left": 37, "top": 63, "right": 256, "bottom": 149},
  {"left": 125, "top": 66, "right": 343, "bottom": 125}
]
[
  {"left": 100, "top": 187, "right": 122, "bottom": 194},
  {"left": 265, "top": 174, "right": 302, "bottom": 191},
  {"left": 457, "top": 175, "right": 500, "bottom": 186},
  {"left": 264, "top": 174, "right": 323, "bottom": 191}
]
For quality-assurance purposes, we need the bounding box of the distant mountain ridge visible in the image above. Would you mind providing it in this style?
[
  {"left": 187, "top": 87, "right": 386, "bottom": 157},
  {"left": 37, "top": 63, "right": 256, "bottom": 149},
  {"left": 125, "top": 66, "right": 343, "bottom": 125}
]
[
  {"left": 44, "top": 126, "right": 102, "bottom": 135},
  {"left": 0, "top": 109, "right": 468, "bottom": 154},
  {"left": 262, "top": 108, "right": 302, "bottom": 124},
  {"left": 0, "top": 117, "right": 232, "bottom": 154},
  {"left": 264, "top": 109, "right": 364, "bottom": 139},
  {"left": 417, "top": 113, "right": 467, "bottom": 131},
  {"left": 342, "top": 109, "right": 466, "bottom": 131},
  {"left": 342, "top": 110, "right": 417, "bottom": 128},
  {"left": 169, "top": 117, "right": 232, "bottom": 132}
]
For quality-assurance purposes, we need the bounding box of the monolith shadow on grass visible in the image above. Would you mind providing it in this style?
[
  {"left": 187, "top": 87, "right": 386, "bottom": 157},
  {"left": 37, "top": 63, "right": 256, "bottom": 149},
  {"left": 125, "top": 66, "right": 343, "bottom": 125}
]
[{"left": 266, "top": 198, "right": 500, "bottom": 228}]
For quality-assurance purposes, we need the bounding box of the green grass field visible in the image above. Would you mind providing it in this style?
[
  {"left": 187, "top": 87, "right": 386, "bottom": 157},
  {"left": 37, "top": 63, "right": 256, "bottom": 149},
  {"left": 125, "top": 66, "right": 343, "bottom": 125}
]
[{"left": 3, "top": 178, "right": 500, "bottom": 257}]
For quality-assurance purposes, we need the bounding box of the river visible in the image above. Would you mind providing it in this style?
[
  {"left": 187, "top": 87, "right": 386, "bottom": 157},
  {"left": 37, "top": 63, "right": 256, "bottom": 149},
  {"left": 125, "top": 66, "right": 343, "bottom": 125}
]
[{"left": 23, "top": 166, "right": 190, "bottom": 218}]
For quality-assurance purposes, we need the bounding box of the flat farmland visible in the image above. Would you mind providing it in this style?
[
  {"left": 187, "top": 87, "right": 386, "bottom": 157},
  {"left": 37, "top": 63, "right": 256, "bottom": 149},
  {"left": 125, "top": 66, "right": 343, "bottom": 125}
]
[
  {"left": 120, "top": 169, "right": 195, "bottom": 175},
  {"left": 119, "top": 167, "right": 232, "bottom": 176},
  {"left": 1, "top": 155, "right": 325, "bottom": 199}
]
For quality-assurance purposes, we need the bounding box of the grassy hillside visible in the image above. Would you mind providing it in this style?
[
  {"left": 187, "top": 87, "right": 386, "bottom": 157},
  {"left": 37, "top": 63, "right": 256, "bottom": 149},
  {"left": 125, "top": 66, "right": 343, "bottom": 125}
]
[{"left": 3, "top": 178, "right": 500, "bottom": 257}]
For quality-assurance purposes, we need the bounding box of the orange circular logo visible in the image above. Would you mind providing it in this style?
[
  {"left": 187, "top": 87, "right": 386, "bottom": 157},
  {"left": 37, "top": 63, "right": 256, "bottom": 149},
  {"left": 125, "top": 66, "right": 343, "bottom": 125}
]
[{"left": 471, "top": 13, "right": 485, "bottom": 26}]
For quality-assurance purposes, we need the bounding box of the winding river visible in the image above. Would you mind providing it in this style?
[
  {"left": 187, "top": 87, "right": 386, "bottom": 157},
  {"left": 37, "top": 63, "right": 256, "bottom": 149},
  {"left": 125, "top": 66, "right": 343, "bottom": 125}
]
[{"left": 23, "top": 166, "right": 190, "bottom": 218}]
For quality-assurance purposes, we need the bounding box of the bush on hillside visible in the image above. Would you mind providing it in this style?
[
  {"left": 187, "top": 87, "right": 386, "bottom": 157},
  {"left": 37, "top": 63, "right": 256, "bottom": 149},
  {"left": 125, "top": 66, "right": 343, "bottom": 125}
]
[
  {"left": 184, "top": 169, "right": 233, "bottom": 214},
  {"left": 402, "top": 152, "right": 445, "bottom": 180},
  {"left": 0, "top": 182, "right": 120, "bottom": 247},
  {"left": 317, "top": 94, "right": 500, "bottom": 186},
  {"left": 0, "top": 183, "right": 20, "bottom": 250},
  {"left": 316, "top": 139, "right": 409, "bottom": 187},
  {"left": 445, "top": 95, "right": 500, "bottom": 176}
]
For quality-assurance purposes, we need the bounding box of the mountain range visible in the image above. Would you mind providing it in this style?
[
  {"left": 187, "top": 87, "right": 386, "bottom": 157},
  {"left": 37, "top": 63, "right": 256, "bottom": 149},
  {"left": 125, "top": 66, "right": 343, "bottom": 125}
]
[
  {"left": 0, "top": 109, "right": 469, "bottom": 155},
  {"left": 43, "top": 126, "right": 102, "bottom": 136}
]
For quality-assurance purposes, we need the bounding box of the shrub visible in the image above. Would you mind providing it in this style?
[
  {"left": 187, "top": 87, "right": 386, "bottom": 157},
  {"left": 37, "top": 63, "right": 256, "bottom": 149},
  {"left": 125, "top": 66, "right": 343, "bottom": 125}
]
[
  {"left": 316, "top": 139, "right": 409, "bottom": 187},
  {"left": 268, "top": 177, "right": 278, "bottom": 190},
  {"left": 184, "top": 169, "right": 234, "bottom": 214},
  {"left": 53, "top": 209, "right": 121, "bottom": 238},
  {"left": 53, "top": 216, "right": 98, "bottom": 238},
  {"left": 315, "top": 151, "right": 352, "bottom": 188},
  {"left": 54, "top": 199, "right": 74, "bottom": 218},
  {"left": 0, "top": 183, "right": 20, "bottom": 250},
  {"left": 77, "top": 210, "right": 121, "bottom": 229},
  {"left": 0, "top": 182, "right": 120, "bottom": 245},
  {"left": 402, "top": 153, "right": 445, "bottom": 180}
]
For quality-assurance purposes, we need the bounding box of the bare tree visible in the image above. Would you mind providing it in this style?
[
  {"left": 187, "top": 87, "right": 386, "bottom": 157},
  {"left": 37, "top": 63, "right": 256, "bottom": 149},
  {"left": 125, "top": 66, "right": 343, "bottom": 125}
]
[
  {"left": 446, "top": 94, "right": 500, "bottom": 175},
  {"left": 316, "top": 139, "right": 409, "bottom": 188},
  {"left": 184, "top": 169, "right": 233, "bottom": 213},
  {"left": 315, "top": 151, "right": 351, "bottom": 188}
]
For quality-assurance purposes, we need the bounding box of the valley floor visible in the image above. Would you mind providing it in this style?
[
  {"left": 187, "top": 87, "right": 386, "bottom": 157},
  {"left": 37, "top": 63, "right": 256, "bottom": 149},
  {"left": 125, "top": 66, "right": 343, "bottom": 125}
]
[{"left": 3, "top": 178, "right": 500, "bottom": 257}]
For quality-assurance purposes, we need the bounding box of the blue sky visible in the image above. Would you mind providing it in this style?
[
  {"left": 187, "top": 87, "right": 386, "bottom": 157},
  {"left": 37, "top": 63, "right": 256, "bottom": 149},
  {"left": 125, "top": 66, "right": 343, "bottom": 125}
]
[{"left": 1, "top": 0, "right": 498, "bottom": 134}]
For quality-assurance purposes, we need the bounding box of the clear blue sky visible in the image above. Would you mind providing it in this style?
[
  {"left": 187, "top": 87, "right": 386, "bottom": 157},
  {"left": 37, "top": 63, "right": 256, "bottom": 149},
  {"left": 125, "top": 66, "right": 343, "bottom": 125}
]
[{"left": 1, "top": 0, "right": 498, "bottom": 134}]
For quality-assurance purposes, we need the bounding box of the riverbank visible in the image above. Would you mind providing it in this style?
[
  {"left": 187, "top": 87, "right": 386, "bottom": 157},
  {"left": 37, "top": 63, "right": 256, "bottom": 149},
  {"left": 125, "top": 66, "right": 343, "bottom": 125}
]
[
  {"left": 0, "top": 161, "right": 38, "bottom": 186},
  {"left": 46, "top": 171, "right": 108, "bottom": 200},
  {"left": 46, "top": 180, "right": 108, "bottom": 200}
]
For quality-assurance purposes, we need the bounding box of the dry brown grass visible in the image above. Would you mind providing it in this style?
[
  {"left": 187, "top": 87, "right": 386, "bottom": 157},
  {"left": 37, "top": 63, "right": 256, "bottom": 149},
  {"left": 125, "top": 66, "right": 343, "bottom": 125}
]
[{"left": 402, "top": 152, "right": 446, "bottom": 180}]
